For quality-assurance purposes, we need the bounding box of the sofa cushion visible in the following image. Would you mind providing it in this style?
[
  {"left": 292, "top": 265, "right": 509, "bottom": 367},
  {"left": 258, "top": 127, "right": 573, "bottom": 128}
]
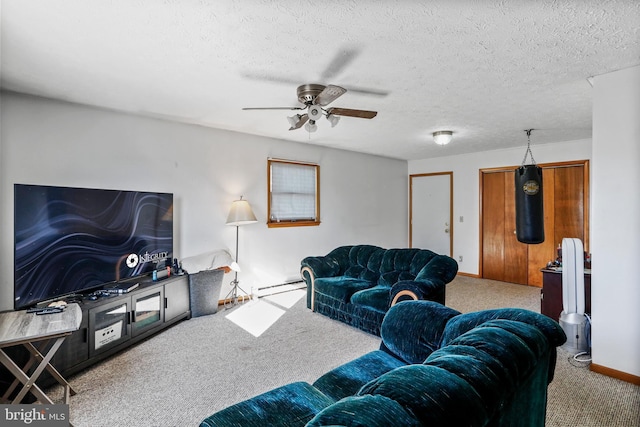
[
  {"left": 312, "top": 350, "right": 406, "bottom": 401},
  {"left": 350, "top": 286, "right": 390, "bottom": 312},
  {"left": 358, "top": 364, "right": 488, "bottom": 426},
  {"left": 314, "top": 277, "right": 374, "bottom": 303},
  {"left": 306, "top": 394, "right": 420, "bottom": 427},
  {"left": 379, "top": 300, "right": 460, "bottom": 364},
  {"left": 380, "top": 249, "right": 420, "bottom": 274},
  {"left": 199, "top": 382, "right": 333, "bottom": 427},
  {"left": 424, "top": 344, "right": 507, "bottom": 414},
  {"left": 344, "top": 265, "right": 379, "bottom": 281},
  {"left": 348, "top": 245, "right": 384, "bottom": 269},
  {"left": 378, "top": 270, "right": 415, "bottom": 287},
  {"left": 445, "top": 321, "right": 540, "bottom": 390}
]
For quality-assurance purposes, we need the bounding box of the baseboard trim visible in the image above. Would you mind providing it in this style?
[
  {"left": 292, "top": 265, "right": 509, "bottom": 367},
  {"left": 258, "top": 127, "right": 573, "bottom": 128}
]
[
  {"left": 456, "top": 272, "right": 480, "bottom": 278},
  {"left": 590, "top": 363, "right": 640, "bottom": 385},
  {"left": 217, "top": 295, "right": 251, "bottom": 306}
]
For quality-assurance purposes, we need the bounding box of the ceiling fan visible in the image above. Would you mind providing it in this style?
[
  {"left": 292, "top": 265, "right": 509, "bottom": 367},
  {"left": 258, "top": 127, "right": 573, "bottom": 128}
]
[{"left": 242, "top": 83, "right": 377, "bottom": 132}]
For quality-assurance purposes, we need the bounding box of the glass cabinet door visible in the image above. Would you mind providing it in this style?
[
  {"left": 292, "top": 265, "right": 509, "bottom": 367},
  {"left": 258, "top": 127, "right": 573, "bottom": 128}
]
[
  {"left": 132, "top": 288, "right": 164, "bottom": 336},
  {"left": 89, "top": 299, "right": 131, "bottom": 357}
]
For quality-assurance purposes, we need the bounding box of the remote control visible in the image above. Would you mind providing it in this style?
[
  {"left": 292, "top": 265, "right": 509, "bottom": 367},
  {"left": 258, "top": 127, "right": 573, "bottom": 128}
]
[{"left": 35, "top": 307, "right": 64, "bottom": 315}]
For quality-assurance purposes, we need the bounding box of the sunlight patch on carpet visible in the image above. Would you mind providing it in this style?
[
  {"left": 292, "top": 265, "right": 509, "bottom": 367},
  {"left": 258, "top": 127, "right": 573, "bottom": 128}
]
[
  {"left": 225, "top": 299, "right": 285, "bottom": 337},
  {"left": 264, "top": 289, "right": 305, "bottom": 309}
]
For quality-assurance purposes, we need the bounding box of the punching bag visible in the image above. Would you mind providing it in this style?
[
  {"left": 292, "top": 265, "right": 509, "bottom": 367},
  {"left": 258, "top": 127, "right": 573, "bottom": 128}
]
[{"left": 515, "top": 164, "right": 544, "bottom": 244}]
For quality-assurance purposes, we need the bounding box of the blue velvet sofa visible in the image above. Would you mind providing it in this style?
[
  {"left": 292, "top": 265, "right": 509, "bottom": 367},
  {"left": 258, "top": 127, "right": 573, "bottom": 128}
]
[
  {"left": 200, "top": 300, "right": 566, "bottom": 427},
  {"left": 300, "top": 245, "right": 458, "bottom": 335}
]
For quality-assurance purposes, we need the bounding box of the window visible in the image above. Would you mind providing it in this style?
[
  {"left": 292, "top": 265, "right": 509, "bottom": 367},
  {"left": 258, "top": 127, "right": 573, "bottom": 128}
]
[{"left": 267, "top": 159, "right": 319, "bottom": 228}]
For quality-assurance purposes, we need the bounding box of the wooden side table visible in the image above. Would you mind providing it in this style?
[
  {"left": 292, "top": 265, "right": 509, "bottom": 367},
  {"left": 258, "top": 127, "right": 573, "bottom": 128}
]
[{"left": 0, "top": 304, "right": 82, "bottom": 404}]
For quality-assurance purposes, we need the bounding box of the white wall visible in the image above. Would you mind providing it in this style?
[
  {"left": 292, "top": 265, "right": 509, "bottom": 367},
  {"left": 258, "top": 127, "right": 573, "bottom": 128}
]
[
  {"left": 591, "top": 65, "right": 640, "bottom": 377},
  {"left": 408, "top": 139, "right": 592, "bottom": 275},
  {"left": 0, "top": 92, "right": 408, "bottom": 310}
]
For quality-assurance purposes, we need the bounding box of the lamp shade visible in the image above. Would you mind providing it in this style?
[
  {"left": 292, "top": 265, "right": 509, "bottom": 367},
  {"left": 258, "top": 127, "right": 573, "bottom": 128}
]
[{"left": 226, "top": 198, "right": 258, "bottom": 226}]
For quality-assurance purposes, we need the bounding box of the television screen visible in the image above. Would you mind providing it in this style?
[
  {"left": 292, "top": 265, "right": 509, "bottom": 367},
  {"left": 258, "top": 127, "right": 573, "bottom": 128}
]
[{"left": 14, "top": 184, "right": 173, "bottom": 309}]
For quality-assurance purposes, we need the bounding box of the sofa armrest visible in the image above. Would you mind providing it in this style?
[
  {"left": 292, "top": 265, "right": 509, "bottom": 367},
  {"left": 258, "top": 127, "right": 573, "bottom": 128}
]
[
  {"left": 300, "top": 257, "right": 340, "bottom": 310},
  {"left": 415, "top": 254, "right": 459, "bottom": 284},
  {"left": 379, "top": 301, "right": 460, "bottom": 364},
  {"left": 301, "top": 246, "right": 353, "bottom": 310},
  {"left": 390, "top": 278, "right": 445, "bottom": 306}
]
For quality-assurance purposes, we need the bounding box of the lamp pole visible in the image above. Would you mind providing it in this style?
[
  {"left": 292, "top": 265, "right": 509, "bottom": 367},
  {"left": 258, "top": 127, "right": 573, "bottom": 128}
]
[{"left": 224, "top": 197, "right": 257, "bottom": 308}]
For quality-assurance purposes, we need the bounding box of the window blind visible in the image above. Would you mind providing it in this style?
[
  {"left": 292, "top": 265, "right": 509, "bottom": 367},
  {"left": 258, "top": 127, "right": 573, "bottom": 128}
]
[{"left": 270, "top": 162, "right": 317, "bottom": 222}]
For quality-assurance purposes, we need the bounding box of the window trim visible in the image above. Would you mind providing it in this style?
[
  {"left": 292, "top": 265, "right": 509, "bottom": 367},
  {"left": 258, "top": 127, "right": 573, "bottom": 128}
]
[{"left": 267, "top": 159, "right": 320, "bottom": 228}]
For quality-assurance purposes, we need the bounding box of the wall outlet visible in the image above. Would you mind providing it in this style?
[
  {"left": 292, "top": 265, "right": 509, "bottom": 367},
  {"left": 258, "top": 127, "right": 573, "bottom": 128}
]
[{"left": 458, "top": 255, "right": 463, "bottom": 262}]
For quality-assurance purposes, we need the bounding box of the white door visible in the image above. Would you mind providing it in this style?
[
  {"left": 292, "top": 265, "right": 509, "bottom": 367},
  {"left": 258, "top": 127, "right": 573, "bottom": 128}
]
[{"left": 410, "top": 173, "right": 452, "bottom": 256}]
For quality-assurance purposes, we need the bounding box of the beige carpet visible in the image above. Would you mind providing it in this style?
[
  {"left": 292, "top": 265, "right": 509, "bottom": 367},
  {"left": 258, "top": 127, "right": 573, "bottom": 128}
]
[{"left": 46, "top": 275, "right": 639, "bottom": 426}]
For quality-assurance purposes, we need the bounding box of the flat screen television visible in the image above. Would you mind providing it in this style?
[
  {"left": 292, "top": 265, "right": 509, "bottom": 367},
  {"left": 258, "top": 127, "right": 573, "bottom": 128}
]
[{"left": 14, "top": 184, "right": 174, "bottom": 310}]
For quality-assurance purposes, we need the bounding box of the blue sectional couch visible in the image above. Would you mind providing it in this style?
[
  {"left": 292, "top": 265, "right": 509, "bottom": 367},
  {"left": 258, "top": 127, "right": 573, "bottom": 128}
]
[
  {"left": 200, "top": 300, "right": 567, "bottom": 427},
  {"left": 300, "top": 245, "right": 458, "bottom": 335}
]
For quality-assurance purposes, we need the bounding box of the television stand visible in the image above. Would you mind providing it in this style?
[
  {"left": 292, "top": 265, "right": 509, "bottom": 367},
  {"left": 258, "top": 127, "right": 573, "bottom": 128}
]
[{"left": 1, "top": 274, "right": 190, "bottom": 396}]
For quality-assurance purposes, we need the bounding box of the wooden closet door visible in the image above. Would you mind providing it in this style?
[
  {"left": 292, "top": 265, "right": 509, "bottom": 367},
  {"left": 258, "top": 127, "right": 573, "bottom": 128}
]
[
  {"left": 481, "top": 162, "right": 588, "bottom": 287},
  {"left": 554, "top": 166, "right": 585, "bottom": 244},
  {"left": 503, "top": 170, "right": 528, "bottom": 284},
  {"left": 527, "top": 168, "right": 556, "bottom": 287},
  {"left": 482, "top": 172, "right": 506, "bottom": 281},
  {"left": 482, "top": 171, "right": 527, "bottom": 283}
]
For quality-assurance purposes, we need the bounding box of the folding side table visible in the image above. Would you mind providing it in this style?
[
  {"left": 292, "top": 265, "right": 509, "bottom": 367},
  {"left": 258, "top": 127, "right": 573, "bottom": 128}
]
[{"left": 0, "top": 303, "right": 82, "bottom": 404}]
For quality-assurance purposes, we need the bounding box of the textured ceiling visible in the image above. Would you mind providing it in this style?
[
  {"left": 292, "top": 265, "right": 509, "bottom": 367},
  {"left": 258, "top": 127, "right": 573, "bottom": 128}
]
[{"left": 1, "top": 0, "right": 639, "bottom": 160}]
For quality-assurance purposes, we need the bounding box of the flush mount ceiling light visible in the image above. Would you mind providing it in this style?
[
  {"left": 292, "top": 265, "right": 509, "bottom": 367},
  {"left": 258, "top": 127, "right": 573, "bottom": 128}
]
[{"left": 433, "top": 131, "right": 453, "bottom": 145}]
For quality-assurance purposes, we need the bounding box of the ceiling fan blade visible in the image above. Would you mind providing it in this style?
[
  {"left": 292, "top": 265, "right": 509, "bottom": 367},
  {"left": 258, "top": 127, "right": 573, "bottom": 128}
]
[
  {"left": 243, "top": 107, "right": 304, "bottom": 111},
  {"left": 289, "top": 114, "right": 309, "bottom": 131},
  {"left": 314, "top": 85, "right": 347, "bottom": 107},
  {"left": 327, "top": 107, "right": 377, "bottom": 119},
  {"left": 343, "top": 86, "right": 389, "bottom": 97},
  {"left": 320, "top": 48, "right": 361, "bottom": 81}
]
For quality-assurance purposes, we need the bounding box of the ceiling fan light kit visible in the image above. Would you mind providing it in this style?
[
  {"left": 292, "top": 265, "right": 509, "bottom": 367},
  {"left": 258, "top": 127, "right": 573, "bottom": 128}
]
[
  {"left": 287, "top": 114, "right": 301, "bottom": 127},
  {"left": 244, "top": 83, "right": 377, "bottom": 132},
  {"left": 433, "top": 130, "right": 453, "bottom": 145},
  {"left": 304, "top": 121, "right": 318, "bottom": 133},
  {"left": 327, "top": 114, "right": 340, "bottom": 128},
  {"left": 308, "top": 105, "right": 323, "bottom": 121}
]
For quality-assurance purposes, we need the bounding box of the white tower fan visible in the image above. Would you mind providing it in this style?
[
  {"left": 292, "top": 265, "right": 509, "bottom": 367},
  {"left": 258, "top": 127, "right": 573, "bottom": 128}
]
[{"left": 559, "top": 238, "right": 590, "bottom": 354}]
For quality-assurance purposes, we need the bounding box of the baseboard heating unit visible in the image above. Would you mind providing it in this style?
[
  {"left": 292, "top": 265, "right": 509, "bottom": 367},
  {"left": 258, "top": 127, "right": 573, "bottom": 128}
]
[{"left": 255, "top": 280, "right": 306, "bottom": 298}]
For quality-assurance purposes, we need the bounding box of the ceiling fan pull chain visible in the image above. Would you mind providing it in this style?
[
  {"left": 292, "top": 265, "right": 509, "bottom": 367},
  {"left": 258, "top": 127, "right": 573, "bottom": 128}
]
[{"left": 521, "top": 129, "right": 537, "bottom": 167}]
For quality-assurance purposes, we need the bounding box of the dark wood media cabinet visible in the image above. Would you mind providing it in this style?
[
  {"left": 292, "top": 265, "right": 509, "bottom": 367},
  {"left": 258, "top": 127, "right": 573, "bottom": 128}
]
[
  {"left": 33, "top": 274, "right": 190, "bottom": 387},
  {"left": 540, "top": 268, "right": 591, "bottom": 321}
]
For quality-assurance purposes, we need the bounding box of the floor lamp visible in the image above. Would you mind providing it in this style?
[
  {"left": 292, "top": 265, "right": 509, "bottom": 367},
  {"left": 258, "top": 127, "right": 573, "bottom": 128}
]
[{"left": 225, "top": 196, "right": 258, "bottom": 308}]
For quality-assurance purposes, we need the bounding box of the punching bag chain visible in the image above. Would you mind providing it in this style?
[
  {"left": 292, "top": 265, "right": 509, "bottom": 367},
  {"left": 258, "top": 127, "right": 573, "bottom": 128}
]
[{"left": 521, "top": 129, "right": 537, "bottom": 167}]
